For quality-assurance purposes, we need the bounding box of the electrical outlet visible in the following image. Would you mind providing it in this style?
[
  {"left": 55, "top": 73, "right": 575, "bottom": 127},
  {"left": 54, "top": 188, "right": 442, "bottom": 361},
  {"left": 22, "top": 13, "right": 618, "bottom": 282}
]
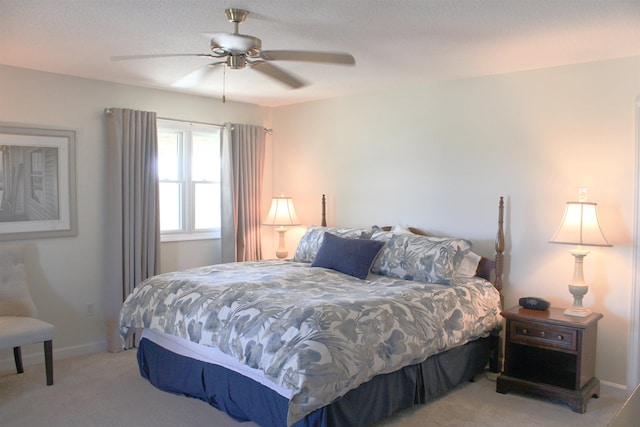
[
  {"left": 579, "top": 187, "right": 588, "bottom": 202},
  {"left": 86, "top": 303, "right": 95, "bottom": 317}
]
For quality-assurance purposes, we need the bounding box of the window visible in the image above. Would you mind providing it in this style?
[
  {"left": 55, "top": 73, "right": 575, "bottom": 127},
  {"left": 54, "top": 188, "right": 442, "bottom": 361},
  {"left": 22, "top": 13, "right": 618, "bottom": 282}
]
[{"left": 157, "top": 120, "right": 222, "bottom": 241}]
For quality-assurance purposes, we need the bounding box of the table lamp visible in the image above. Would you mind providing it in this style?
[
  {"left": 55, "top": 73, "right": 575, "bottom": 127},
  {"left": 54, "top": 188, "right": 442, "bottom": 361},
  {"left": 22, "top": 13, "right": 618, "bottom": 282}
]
[
  {"left": 549, "top": 197, "right": 611, "bottom": 317},
  {"left": 263, "top": 196, "right": 300, "bottom": 259}
]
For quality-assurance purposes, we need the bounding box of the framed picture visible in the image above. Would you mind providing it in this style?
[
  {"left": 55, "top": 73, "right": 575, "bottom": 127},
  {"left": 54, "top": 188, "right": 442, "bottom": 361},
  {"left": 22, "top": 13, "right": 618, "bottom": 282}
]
[{"left": 0, "top": 124, "right": 77, "bottom": 240}]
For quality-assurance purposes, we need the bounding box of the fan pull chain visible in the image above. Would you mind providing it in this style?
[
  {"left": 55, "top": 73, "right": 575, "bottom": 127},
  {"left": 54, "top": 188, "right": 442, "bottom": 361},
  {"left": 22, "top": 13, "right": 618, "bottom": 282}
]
[{"left": 222, "top": 65, "right": 226, "bottom": 104}]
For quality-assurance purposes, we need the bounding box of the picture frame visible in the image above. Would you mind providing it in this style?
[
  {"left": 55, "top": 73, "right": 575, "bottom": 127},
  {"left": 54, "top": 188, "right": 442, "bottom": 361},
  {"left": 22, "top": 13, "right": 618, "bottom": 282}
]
[{"left": 0, "top": 124, "right": 77, "bottom": 240}]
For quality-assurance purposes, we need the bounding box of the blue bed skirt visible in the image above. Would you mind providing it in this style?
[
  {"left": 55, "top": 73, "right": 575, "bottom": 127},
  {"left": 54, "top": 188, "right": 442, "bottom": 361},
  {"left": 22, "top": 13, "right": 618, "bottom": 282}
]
[{"left": 137, "top": 336, "right": 493, "bottom": 426}]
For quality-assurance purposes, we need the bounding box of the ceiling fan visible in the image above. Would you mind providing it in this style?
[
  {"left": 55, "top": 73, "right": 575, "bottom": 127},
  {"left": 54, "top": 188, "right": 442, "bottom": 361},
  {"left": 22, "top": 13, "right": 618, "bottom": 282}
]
[{"left": 112, "top": 8, "right": 355, "bottom": 91}]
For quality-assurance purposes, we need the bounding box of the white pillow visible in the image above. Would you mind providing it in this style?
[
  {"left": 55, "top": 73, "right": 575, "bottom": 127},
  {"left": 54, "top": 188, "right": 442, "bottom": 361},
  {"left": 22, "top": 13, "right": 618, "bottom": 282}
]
[
  {"left": 391, "top": 224, "right": 413, "bottom": 234},
  {"left": 455, "top": 251, "right": 482, "bottom": 278}
]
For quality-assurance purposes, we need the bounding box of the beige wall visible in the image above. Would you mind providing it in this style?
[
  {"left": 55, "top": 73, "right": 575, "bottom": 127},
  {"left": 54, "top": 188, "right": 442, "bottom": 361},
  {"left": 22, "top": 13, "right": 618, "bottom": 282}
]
[
  {"left": 0, "top": 64, "right": 271, "bottom": 365},
  {"left": 271, "top": 56, "right": 640, "bottom": 388}
]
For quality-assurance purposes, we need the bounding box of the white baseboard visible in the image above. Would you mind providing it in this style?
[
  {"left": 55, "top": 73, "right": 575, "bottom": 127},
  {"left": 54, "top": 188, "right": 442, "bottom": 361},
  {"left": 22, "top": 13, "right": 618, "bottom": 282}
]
[
  {"left": 601, "top": 380, "right": 628, "bottom": 392},
  {"left": 0, "top": 340, "right": 107, "bottom": 372}
]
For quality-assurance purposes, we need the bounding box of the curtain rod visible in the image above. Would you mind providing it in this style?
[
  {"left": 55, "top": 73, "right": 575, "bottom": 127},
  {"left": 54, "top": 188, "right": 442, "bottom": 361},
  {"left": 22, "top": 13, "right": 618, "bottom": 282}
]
[{"left": 103, "top": 108, "right": 272, "bottom": 134}]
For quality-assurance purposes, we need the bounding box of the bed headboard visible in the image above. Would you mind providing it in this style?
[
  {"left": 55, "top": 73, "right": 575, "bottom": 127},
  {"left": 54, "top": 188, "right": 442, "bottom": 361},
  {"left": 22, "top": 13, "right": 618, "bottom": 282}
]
[{"left": 320, "top": 195, "right": 505, "bottom": 299}]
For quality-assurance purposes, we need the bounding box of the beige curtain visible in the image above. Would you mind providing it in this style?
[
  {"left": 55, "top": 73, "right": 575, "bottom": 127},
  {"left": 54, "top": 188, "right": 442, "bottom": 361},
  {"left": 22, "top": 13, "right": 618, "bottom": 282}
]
[
  {"left": 104, "top": 108, "right": 161, "bottom": 352},
  {"left": 221, "top": 123, "right": 266, "bottom": 262}
]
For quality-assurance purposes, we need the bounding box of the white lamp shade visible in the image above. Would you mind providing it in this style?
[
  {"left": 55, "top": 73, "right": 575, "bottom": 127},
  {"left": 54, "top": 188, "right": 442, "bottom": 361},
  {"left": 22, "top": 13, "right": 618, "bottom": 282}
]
[
  {"left": 263, "top": 196, "right": 300, "bottom": 226},
  {"left": 550, "top": 202, "right": 610, "bottom": 247}
]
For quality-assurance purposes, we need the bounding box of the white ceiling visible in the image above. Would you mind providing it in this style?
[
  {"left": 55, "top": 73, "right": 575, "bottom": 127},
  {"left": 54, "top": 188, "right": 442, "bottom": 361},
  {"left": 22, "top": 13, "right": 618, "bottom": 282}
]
[{"left": 1, "top": 0, "right": 639, "bottom": 107}]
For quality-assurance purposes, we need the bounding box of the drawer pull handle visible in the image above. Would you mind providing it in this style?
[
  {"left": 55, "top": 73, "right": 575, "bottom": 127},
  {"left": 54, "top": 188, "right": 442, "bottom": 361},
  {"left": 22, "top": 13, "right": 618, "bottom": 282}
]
[
  {"left": 540, "top": 331, "right": 545, "bottom": 338},
  {"left": 557, "top": 335, "right": 563, "bottom": 340},
  {"left": 522, "top": 329, "right": 528, "bottom": 334}
]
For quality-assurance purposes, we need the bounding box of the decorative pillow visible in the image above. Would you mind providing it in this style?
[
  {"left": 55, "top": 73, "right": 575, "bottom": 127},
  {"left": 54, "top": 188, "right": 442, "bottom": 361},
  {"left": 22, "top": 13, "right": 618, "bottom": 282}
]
[
  {"left": 406, "top": 236, "right": 481, "bottom": 278},
  {"left": 369, "top": 229, "right": 396, "bottom": 243},
  {"left": 371, "top": 233, "right": 472, "bottom": 284},
  {"left": 311, "top": 233, "right": 385, "bottom": 279},
  {"left": 293, "top": 225, "right": 366, "bottom": 263}
]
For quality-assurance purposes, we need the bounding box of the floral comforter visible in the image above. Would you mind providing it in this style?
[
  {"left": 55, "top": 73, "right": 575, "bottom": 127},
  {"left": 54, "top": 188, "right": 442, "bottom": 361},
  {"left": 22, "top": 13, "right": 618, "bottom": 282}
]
[{"left": 119, "top": 260, "right": 501, "bottom": 425}]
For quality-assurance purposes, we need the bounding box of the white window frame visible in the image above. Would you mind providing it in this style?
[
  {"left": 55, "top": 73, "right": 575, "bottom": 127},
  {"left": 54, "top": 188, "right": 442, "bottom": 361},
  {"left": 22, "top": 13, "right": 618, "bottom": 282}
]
[{"left": 157, "top": 119, "right": 222, "bottom": 242}]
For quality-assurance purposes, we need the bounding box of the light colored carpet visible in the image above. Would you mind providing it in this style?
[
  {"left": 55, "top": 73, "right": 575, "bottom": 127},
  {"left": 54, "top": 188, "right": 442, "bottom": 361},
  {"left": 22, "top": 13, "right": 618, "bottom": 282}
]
[{"left": 0, "top": 350, "right": 628, "bottom": 427}]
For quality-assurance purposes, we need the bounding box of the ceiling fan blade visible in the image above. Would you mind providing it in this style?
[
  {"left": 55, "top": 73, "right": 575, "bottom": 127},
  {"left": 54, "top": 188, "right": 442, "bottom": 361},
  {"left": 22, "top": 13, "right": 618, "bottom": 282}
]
[
  {"left": 250, "top": 61, "right": 307, "bottom": 89},
  {"left": 260, "top": 50, "right": 355, "bottom": 65},
  {"left": 111, "top": 53, "right": 219, "bottom": 61},
  {"left": 172, "top": 63, "right": 224, "bottom": 88}
]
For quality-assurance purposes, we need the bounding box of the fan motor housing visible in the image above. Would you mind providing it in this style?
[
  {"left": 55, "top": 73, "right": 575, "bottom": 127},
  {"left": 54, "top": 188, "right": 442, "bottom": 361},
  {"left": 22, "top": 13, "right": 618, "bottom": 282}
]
[
  {"left": 226, "top": 55, "right": 247, "bottom": 69},
  {"left": 210, "top": 34, "right": 262, "bottom": 57}
]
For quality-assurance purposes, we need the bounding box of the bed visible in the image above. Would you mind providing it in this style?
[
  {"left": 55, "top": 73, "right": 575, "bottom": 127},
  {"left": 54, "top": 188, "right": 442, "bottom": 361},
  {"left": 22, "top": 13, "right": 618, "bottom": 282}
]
[{"left": 119, "top": 197, "right": 505, "bottom": 427}]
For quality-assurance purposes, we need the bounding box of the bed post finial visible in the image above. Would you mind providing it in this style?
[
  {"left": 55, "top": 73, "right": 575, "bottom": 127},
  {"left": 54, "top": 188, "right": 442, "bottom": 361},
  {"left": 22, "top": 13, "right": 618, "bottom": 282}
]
[
  {"left": 321, "top": 194, "right": 327, "bottom": 227},
  {"left": 495, "top": 196, "right": 505, "bottom": 301}
]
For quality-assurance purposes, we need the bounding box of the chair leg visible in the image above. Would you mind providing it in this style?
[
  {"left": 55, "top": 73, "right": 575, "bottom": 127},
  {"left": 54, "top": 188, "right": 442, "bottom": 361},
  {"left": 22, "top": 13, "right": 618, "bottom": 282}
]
[
  {"left": 44, "top": 340, "right": 53, "bottom": 386},
  {"left": 13, "top": 347, "right": 24, "bottom": 374}
]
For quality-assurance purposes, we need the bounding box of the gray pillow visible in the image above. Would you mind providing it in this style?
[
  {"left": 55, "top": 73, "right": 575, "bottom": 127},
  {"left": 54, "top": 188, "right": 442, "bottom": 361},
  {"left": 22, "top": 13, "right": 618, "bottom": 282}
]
[
  {"left": 293, "top": 225, "right": 367, "bottom": 263},
  {"left": 371, "top": 233, "right": 472, "bottom": 284}
]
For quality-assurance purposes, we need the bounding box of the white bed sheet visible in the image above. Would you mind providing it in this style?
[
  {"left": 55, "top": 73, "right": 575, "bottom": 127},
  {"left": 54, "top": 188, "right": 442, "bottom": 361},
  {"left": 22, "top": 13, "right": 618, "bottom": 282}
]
[{"left": 141, "top": 328, "right": 294, "bottom": 399}]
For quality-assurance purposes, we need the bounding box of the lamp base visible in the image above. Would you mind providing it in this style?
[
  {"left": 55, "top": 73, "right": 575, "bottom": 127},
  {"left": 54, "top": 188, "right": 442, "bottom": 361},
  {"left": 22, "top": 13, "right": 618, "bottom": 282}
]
[
  {"left": 564, "top": 306, "right": 592, "bottom": 317},
  {"left": 275, "top": 228, "right": 289, "bottom": 259},
  {"left": 565, "top": 283, "right": 591, "bottom": 317}
]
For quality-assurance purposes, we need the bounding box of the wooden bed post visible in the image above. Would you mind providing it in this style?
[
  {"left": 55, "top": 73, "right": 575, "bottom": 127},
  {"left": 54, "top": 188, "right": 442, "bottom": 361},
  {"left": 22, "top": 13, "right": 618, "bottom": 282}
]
[
  {"left": 490, "top": 196, "right": 506, "bottom": 373},
  {"left": 495, "top": 196, "right": 505, "bottom": 303},
  {"left": 321, "top": 194, "right": 327, "bottom": 227}
]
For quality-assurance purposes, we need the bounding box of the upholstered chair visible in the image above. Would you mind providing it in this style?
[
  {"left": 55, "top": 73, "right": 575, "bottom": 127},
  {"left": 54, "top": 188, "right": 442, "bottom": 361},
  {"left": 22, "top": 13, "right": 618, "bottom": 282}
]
[{"left": 0, "top": 245, "right": 54, "bottom": 385}]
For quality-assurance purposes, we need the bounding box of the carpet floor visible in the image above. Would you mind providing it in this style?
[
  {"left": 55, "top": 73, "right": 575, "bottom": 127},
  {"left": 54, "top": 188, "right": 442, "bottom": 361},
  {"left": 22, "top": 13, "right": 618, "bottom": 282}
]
[{"left": 0, "top": 350, "right": 628, "bottom": 426}]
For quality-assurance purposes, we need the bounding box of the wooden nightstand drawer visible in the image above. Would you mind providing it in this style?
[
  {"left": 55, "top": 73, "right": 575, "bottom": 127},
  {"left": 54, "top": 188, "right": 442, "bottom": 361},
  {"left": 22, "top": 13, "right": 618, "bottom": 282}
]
[{"left": 510, "top": 320, "right": 577, "bottom": 351}]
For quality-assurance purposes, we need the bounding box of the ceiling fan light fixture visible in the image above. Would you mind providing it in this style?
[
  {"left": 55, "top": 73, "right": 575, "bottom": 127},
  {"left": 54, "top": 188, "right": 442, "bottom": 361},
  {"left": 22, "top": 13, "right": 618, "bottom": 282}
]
[
  {"left": 246, "top": 46, "right": 262, "bottom": 58},
  {"left": 210, "top": 42, "right": 227, "bottom": 56}
]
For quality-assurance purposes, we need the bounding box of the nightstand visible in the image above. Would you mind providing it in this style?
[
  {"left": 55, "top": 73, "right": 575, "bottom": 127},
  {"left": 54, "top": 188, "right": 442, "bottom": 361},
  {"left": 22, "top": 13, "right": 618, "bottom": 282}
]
[{"left": 496, "top": 306, "right": 602, "bottom": 413}]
